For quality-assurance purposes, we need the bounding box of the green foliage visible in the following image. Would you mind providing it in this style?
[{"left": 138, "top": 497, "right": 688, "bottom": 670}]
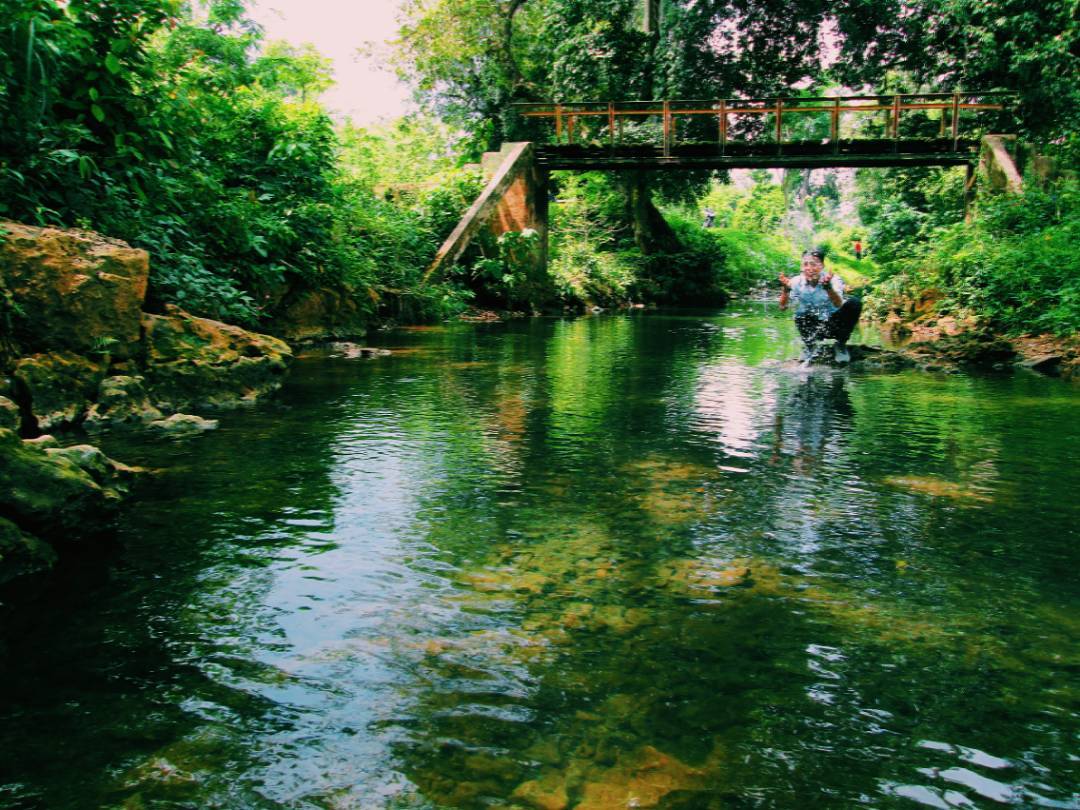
[
  {"left": 549, "top": 173, "right": 639, "bottom": 305},
  {"left": 865, "top": 181, "right": 1080, "bottom": 336},
  {"left": 0, "top": 0, "right": 475, "bottom": 330},
  {"left": 831, "top": 0, "right": 1080, "bottom": 147}
]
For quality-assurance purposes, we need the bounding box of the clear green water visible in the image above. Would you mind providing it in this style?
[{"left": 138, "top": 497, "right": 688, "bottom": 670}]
[{"left": 1, "top": 308, "right": 1078, "bottom": 809}]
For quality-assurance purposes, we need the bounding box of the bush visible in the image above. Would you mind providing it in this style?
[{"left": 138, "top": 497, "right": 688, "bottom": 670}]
[{"left": 865, "top": 180, "right": 1080, "bottom": 336}]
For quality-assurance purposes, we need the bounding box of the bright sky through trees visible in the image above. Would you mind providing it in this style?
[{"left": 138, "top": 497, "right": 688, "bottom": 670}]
[{"left": 248, "top": 0, "right": 411, "bottom": 124}]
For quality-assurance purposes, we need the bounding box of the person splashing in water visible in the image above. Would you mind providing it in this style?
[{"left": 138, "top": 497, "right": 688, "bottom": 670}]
[{"left": 779, "top": 247, "right": 862, "bottom": 365}]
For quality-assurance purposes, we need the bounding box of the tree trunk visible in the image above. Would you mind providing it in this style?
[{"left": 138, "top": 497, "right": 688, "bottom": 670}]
[{"left": 622, "top": 172, "right": 681, "bottom": 255}]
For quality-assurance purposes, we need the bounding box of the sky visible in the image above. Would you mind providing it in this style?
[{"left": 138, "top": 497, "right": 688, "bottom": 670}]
[{"left": 247, "top": 0, "right": 413, "bottom": 125}]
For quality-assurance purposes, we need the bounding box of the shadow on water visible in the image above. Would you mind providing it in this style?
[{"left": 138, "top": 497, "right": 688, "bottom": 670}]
[{"left": 0, "top": 309, "right": 1077, "bottom": 808}]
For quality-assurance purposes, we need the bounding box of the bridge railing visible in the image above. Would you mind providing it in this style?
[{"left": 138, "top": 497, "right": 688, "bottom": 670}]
[{"left": 513, "top": 92, "right": 1013, "bottom": 156}]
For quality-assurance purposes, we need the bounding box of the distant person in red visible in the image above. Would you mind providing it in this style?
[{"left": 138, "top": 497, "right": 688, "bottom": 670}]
[{"left": 854, "top": 239, "right": 862, "bottom": 261}]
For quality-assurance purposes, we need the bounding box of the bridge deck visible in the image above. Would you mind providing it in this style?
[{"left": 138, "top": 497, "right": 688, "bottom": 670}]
[{"left": 536, "top": 138, "right": 980, "bottom": 170}]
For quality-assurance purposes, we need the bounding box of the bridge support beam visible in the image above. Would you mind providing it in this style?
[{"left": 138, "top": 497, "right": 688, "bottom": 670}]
[
  {"left": 980, "top": 134, "right": 1024, "bottom": 194},
  {"left": 425, "top": 142, "right": 548, "bottom": 305}
]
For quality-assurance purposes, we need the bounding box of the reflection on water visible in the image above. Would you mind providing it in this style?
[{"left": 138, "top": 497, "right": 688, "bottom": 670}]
[{"left": 1, "top": 309, "right": 1077, "bottom": 809}]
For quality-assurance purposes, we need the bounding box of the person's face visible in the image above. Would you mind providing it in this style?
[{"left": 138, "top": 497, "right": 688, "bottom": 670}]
[{"left": 801, "top": 255, "right": 824, "bottom": 283}]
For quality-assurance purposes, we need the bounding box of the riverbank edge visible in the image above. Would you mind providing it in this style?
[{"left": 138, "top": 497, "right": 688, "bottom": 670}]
[{"left": 0, "top": 222, "right": 299, "bottom": 591}]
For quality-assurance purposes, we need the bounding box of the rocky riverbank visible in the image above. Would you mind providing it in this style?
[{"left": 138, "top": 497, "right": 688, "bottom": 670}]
[
  {"left": 0, "top": 220, "right": 295, "bottom": 588},
  {"left": 872, "top": 292, "right": 1079, "bottom": 379}
]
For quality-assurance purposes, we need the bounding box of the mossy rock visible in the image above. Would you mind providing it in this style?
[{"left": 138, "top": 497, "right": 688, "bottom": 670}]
[
  {"left": 13, "top": 351, "right": 105, "bottom": 431},
  {"left": 83, "top": 375, "right": 163, "bottom": 430},
  {"left": 141, "top": 306, "right": 292, "bottom": 410},
  {"left": 0, "top": 428, "right": 118, "bottom": 542},
  {"left": 0, "top": 220, "right": 149, "bottom": 360}
]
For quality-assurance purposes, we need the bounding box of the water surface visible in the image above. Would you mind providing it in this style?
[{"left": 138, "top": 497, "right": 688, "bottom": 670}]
[{"left": 1, "top": 308, "right": 1077, "bottom": 809}]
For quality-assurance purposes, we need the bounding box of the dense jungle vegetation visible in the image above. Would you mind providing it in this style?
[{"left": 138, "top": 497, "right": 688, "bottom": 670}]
[{"left": 1, "top": 0, "right": 1077, "bottom": 334}]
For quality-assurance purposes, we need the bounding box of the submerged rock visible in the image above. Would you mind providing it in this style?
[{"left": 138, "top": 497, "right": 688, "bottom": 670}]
[
  {"left": 148, "top": 413, "right": 219, "bottom": 436},
  {"left": 22, "top": 434, "right": 58, "bottom": 448},
  {"left": 13, "top": 351, "right": 105, "bottom": 431},
  {"left": 141, "top": 305, "right": 292, "bottom": 411},
  {"left": 0, "top": 220, "right": 149, "bottom": 359}
]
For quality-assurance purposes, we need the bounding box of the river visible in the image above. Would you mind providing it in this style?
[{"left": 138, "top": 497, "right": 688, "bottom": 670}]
[{"left": 1, "top": 307, "right": 1077, "bottom": 809}]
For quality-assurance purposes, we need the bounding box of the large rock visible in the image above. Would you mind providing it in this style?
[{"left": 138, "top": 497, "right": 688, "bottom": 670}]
[
  {"left": 0, "top": 428, "right": 121, "bottom": 543},
  {"left": 141, "top": 305, "right": 293, "bottom": 410},
  {"left": 0, "top": 220, "right": 149, "bottom": 359},
  {"left": 273, "top": 285, "right": 367, "bottom": 342},
  {"left": 83, "top": 375, "right": 163, "bottom": 431},
  {"left": 13, "top": 351, "right": 105, "bottom": 431},
  {"left": 45, "top": 443, "right": 140, "bottom": 494},
  {"left": 908, "top": 328, "right": 1016, "bottom": 368}
]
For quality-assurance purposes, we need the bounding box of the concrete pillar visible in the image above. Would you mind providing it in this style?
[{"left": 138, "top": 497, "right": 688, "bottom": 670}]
[
  {"left": 641, "top": 0, "right": 661, "bottom": 33},
  {"left": 482, "top": 145, "right": 549, "bottom": 303}
]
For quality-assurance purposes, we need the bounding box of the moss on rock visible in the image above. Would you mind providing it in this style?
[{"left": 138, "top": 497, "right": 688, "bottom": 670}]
[
  {"left": 141, "top": 306, "right": 292, "bottom": 410},
  {"left": 0, "top": 428, "right": 117, "bottom": 542},
  {"left": 13, "top": 351, "right": 105, "bottom": 431},
  {"left": 0, "top": 220, "right": 149, "bottom": 360}
]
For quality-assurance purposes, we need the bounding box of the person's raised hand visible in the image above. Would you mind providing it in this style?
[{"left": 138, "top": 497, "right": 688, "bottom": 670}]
[{"left": 779, "top": 273, "right": 791, "bottom": 288}]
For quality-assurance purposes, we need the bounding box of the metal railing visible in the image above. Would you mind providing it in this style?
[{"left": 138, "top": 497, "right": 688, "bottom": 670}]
[{"left": 513, "top": 92, "right": 1012, "bottom": 156}]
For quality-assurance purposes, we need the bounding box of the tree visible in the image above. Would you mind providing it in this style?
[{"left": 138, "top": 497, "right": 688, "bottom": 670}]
[{"left": 830, "top": 0, "right": 1080, "bottom": 146}]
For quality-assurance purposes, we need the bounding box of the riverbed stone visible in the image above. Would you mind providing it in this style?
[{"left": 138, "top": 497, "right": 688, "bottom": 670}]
[
  {"left": 0, "top": 396, "right": 19, "bottom": 432},
  {"left": 13, "top": 351, "right": 106, "bottom": 431},
  {"left": 141, "top": 306, "right": 292, "bottom": 410},
  {"left": 0, "top": 220, "right": 149, "bottom": 359},
  {"left": 148, "top": 413, "right": 219, "bottom": 436},
  {"left": 83, "top": 375, "right": 163, "bottom": 431}
]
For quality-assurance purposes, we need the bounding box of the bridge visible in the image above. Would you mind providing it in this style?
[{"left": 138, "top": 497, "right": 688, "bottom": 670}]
[{"left": 426, "top": 92, "right": 1017, "bottom": 283}]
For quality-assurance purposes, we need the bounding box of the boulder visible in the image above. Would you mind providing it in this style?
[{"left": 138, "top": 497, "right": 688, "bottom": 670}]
[
  {"left": 141, "top": 305, "right": 292, "bottom": 410},
  {"left": 147, "top": 413, "right": 219, "bottom": 436},
  {"left": 0, "top": 516, "right": 57, "bottom": 586},
  {"left": 0, "top": 220, "right": 149, "bottom": 359},
  {"left": 1019, "top": 354, "right": 1063, "bottom": 376},
  {"left": 13, "top": 351, "right": 105, "bottom": 431},
  {"left": 273, "top": 285, "right": 367, "bottom": 342},
  {"left": 0, "top": 396, "right": 19, "bottom": 432},
  {"left": 0, "top": 428, "right": 121, "bottom": 543},
  {"left": 83, "top": 375, "right": 163, "bottom": 431},
  {"left": 46, "top": 443, "right": 140, "bottom": 494},
  {"left": 908, "top": 328, "right": 1016, "bottom": 368}
]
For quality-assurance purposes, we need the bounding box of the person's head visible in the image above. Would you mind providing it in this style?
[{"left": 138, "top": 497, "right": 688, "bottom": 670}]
[{"left": 800, "top": 248, "right": 826, "bottom": 282}]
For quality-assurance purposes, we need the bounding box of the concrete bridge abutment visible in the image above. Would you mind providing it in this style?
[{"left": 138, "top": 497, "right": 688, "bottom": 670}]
[{"left": 425, "top": 142, "right": 549, "bottom": 307}]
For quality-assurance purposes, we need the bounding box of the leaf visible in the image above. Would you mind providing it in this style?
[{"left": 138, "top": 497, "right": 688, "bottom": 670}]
[
  {"left": 91, "top": 104, "right": 106, "bottom": 122},
  {"left": 104, "top": 54, "right": 122, "bottom": 75},
  {"left": 89, "top": 87, "right": 99, "bottom": 101}
]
